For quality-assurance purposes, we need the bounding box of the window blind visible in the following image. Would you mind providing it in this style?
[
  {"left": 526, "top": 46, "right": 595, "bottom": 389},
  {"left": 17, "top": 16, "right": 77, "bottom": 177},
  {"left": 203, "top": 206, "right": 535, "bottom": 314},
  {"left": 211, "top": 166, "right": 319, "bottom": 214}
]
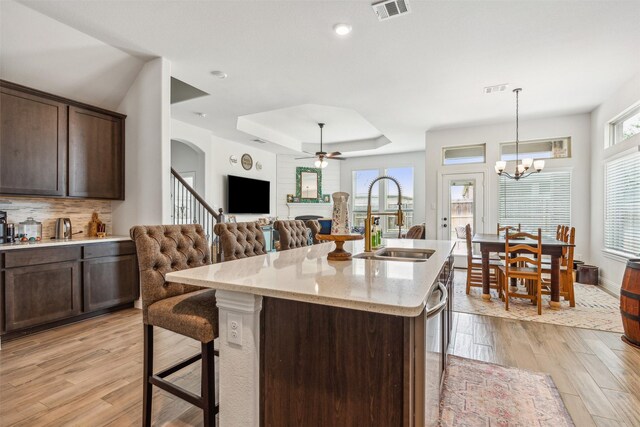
[
  {"left": 498, "top": 171, "right": 571, "bottom": 237},
  {"left": 605, "top": 150, "right": 640, "bottom": 256}
]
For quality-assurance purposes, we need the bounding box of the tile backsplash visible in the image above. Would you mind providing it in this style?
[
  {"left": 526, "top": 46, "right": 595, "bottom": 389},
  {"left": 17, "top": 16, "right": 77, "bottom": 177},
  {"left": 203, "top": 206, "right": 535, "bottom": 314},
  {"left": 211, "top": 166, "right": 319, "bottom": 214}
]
[{"left": 0, "top": 197, "right": 112, "bottom": 239}]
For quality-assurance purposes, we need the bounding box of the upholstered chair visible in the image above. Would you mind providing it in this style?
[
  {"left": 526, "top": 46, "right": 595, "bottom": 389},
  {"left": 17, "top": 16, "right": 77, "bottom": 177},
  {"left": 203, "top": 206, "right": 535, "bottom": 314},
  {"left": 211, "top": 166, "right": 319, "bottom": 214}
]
[
  {"left": 274, "top": 220, "right": 309, "bottom": 250},
  {"left": 130, "top": 224, "right": 217, "bottom": 427},
  {"left": 404, "top": 224, "right": 426, "bottom": 239},
  {"left": 305, "top": 220, "right": 322, "bottom": 244},
  {"left": 213, "top": 222, "right": 267, "bottom": 261}
]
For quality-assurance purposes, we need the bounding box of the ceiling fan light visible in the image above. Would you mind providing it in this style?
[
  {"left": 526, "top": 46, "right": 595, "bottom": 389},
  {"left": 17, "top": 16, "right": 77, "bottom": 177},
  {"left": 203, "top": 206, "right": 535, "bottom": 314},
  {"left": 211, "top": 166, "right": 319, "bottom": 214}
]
[
  {"left": 320, "top": 159, "right": 328, "bottom": 168},
  {"left": 314, "top": 159, "right": 322, "bottom": 168}
]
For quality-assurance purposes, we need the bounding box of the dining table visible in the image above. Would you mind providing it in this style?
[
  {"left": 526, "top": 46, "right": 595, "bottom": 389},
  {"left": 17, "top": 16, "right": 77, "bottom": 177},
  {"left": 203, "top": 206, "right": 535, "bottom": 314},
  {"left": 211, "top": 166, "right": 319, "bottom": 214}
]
[{"left": 471, "top": 233, "right": 574, "bottom": 308}]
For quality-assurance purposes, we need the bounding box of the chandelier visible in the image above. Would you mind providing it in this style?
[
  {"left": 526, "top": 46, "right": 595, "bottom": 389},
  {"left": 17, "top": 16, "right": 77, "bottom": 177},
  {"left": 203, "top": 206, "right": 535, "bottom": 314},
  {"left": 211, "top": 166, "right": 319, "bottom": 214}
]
[{"left": 494, "top": 88, "right": 545, "bottom": 180}]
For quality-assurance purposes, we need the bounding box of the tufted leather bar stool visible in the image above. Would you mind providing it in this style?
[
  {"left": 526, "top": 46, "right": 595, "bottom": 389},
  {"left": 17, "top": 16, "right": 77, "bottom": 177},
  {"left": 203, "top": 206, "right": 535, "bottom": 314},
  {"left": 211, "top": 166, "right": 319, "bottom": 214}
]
[
  {"left": 273, "top": 220, "right": 309, "bottom": 251},
  {"left": 213, "top": 222, "right": 267, "bottom": 261},
  {"left": 130, "top": 225, "right": 218, "bottom": 427},
  {"left": 305, "top": 220, "right": 322, "bottom": 244}
]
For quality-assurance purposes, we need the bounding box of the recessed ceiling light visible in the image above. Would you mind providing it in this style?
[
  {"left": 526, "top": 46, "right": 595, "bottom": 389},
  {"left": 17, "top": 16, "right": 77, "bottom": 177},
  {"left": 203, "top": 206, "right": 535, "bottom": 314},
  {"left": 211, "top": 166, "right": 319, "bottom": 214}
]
[
  {"left": 333, "top": 23, "right": 352, "bottom": 36},
  {"left": 195, "top": 112, "right": 207, "bottom": 118},
  {"left": 210, "top": 70, "right": 228, "bottom": 79}
]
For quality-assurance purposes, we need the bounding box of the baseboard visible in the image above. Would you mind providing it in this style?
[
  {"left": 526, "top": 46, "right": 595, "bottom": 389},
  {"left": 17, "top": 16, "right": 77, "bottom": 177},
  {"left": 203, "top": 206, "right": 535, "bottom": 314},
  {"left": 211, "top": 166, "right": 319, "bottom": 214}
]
[{"left": 599, "top": 276, "right": 620, "bottom": 297}]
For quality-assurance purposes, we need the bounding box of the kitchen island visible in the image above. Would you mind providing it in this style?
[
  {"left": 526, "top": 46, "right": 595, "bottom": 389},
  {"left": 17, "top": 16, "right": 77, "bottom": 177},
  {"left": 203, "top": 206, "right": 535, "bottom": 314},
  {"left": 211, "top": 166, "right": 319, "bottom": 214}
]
[{"left": 167, "top": 238, "right": 454, "bottom": 427}]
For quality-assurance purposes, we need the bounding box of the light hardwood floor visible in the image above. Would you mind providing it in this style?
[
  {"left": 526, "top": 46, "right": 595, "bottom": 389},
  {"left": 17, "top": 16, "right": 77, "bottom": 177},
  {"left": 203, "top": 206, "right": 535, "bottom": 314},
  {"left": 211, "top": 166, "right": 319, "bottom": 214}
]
[{"left": 1, "top": 307, "right": 639, "bottom": 426}]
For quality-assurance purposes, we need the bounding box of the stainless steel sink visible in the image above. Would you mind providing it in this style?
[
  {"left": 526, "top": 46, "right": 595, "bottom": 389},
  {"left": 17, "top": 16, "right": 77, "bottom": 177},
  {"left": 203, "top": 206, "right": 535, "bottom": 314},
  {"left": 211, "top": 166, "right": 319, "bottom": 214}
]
[
  {"left": 352, "top": 247, "right": 434, "bottom": 262},
  {"left": 377, "top": 248, "right": 434, "bottom": 260}
]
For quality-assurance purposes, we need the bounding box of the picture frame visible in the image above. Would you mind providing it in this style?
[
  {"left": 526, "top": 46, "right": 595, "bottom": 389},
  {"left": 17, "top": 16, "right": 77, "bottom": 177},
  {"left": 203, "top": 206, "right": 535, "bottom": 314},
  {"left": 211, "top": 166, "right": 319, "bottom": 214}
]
[{"left": 295, "top": 166, "right": 323, "bottom": 203}]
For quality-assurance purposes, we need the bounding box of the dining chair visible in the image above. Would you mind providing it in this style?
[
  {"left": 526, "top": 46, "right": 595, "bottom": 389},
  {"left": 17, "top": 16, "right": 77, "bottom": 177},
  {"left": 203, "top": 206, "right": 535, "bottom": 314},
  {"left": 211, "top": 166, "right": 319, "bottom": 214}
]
[
  {"left": 274, "top": 220, "right": 310, "bottom": 250},
  {"left": 130, "top": 225, "right": 218, "bottom": 427},
  {"left": 404, "top": 223, "right": 426, "bottom": 239},
  {"left": 214, "top": 221, "right": 267, "bottom": 261},
  {"left": 496, "top": 223, "right": 521, "bottom": 261},
  {"left": 542, "top": 226, "right": 576, "bottom": 307},
  {"left": 465, "top": 224, "right": 502, "bottom": 296},
  {"left": 498, "top": 228, "right": 544, "bottom": 315}
]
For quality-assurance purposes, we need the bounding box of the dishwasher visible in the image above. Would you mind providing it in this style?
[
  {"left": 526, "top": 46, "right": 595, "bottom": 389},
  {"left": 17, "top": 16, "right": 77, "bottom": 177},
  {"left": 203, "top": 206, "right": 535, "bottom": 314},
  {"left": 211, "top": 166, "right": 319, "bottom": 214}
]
[{"left": 424, "top": 281, "right": 448, "bottom": 427}]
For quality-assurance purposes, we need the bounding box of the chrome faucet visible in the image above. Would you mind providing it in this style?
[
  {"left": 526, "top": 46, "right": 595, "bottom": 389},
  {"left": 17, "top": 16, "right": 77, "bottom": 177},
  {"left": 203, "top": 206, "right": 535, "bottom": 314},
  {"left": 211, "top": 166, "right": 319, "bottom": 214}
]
[{"left": 365, "top": 176, "right": 404, "bottom": 252}]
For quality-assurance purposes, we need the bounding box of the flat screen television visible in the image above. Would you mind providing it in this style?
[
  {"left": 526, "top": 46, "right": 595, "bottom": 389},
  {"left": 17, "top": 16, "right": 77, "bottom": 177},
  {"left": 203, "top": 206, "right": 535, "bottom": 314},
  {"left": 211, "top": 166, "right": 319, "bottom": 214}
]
[{"left": 227, "top": 175, "right": 270, "bottom": 214}]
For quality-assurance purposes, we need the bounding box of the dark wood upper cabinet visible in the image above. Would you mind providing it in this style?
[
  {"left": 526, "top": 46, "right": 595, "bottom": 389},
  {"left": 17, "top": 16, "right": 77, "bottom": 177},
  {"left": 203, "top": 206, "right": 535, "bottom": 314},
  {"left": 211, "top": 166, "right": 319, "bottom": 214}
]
[
  {"left": 0, "top": 87, "right": 67, "bottom": 196},
  {"left": 0, "top": 80, "right": 125, "bottom": 200},
  {"left": 69, "top": 106, "right": 124, "bottom": 199}
]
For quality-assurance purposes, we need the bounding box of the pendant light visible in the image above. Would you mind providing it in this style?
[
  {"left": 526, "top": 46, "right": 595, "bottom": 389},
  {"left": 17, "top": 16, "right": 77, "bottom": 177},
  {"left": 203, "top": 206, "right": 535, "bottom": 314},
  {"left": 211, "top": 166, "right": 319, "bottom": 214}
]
[{"left": 495, "top": 88, "right": 544, "bottom": 180}]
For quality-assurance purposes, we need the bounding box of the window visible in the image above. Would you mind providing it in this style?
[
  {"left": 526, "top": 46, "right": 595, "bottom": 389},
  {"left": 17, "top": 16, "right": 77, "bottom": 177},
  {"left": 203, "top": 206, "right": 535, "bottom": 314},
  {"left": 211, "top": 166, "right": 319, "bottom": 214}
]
[
  {"left": 351, "top": 167, "right": 414, "bottom": 236},
  {"left": 500, "top": 137, "right": 571, "bottom": 161},
  {"left": 605, "top": 150, "right": 640, "bottom": 256},
  {"left": 498, "top": 170, "right": 571, "bottom": 238},
  {"left": 610, "top": 105, "right": 640, "bottom": 147},
  {"left": 443, "top": 144, "right": 485, "bottom": 165}
]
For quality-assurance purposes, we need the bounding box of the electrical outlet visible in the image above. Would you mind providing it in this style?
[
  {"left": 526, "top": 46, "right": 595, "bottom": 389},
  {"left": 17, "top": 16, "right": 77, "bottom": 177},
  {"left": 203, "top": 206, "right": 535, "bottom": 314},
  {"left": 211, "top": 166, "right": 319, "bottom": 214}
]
[{"left": 227, "top": 313, "right": 243, "bottom": 346}]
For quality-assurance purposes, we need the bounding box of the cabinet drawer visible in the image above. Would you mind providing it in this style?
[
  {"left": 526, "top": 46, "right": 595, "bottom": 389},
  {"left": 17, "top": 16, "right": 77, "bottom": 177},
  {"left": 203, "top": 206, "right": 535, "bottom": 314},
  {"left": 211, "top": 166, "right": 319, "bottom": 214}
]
[
  {"left": 83, "top": 241, "right": 135, "bottom": 259},
  {"left": 5, "top": 246, "right": 81, "bottom": 268}
]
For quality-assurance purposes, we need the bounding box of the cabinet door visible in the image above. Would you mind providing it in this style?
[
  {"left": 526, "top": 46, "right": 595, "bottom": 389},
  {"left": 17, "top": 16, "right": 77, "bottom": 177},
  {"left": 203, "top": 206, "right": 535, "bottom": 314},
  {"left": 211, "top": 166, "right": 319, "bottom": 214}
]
[
  {"left": 4, "top": 261, "right": 81, "bottom": 331},
  {"left": 0, "top": 88, "right": 66, "bottom": 196},
  {"left": 83, "top": 254, "right": 138, "bottom": 312},
  {"left": 68, "top": 106, "right": 124, "bottom": 199}
]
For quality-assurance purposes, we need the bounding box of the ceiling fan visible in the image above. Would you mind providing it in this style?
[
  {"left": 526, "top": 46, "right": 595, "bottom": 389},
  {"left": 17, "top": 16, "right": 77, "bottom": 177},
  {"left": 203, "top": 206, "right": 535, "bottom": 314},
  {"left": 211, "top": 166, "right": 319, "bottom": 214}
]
[{"left": 296, "top": 123, "right": 345, "bottom": 168}]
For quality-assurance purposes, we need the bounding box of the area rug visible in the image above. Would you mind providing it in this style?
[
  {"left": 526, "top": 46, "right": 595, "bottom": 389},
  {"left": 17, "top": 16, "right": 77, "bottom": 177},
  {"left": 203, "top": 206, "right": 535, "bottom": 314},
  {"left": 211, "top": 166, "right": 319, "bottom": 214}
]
[
  {"left": 453, "top": 270, "right": 623, "bottom": 332},
  {"left": 440, "top": 355, "right": 574, "bottom": 427}
]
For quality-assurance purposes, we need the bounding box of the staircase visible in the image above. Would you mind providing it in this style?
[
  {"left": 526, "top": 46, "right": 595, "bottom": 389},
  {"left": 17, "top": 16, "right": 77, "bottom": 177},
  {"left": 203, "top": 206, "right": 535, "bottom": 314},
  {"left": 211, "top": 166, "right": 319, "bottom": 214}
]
[{"left": 170, "top": 168, "right": 224, "bottom": 261}]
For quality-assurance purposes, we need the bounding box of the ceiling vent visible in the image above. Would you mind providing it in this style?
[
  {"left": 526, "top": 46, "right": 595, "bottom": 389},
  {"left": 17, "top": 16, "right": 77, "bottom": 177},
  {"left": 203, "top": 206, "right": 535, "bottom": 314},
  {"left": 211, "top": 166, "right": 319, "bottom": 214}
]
[
  {"left": 372, "top": 0, "right": 410, "bottom": 21},
  {"left": 484, "top": 84, "right": 509, "bottom": 94}
]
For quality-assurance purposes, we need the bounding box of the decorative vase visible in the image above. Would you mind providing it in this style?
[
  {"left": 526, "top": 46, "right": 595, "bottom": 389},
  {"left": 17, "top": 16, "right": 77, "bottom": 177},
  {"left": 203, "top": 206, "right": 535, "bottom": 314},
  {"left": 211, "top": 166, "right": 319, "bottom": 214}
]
[{"left": 331, "top": 192, "right": 350, "bottom": 235}]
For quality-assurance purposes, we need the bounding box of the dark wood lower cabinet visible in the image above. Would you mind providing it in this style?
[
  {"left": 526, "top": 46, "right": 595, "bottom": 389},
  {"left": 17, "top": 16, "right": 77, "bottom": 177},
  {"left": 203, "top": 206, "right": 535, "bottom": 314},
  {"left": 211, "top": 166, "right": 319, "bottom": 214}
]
[
  {"left": 4, "top": 261, "right": 81, "bottom": 331},
  {"left": 260, "top": 256, "right": 453, "bottom": 427},
  {"left": 260, "top": 297, "right": 413, "bottom": 427},
  {"left": 0, "top": 241, "right": 139, "bottom": 340},
  {"left": 83, "top": 254, "right": 138, "bottom": 312}
]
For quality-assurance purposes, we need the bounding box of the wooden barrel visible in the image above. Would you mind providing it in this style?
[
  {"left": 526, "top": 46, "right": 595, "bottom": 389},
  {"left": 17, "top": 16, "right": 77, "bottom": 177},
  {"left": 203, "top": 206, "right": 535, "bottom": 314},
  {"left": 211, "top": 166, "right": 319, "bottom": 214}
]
[{"left": 621, "top": 259, "right": 640, "bottom": 348}]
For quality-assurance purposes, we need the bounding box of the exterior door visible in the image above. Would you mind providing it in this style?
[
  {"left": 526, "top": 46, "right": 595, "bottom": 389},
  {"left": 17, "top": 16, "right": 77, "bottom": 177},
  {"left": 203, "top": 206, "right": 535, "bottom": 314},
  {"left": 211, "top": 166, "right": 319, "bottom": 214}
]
[{"left": 439, "top": 173, "right": 485, "bottom": 241}]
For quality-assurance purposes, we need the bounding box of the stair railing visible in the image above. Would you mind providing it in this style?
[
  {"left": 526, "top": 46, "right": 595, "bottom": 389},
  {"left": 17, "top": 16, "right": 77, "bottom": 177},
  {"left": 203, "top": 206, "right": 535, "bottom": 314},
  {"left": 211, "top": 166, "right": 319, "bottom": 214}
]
[{"left": 170, "top": 168, "right": 224, "bottom": 261}]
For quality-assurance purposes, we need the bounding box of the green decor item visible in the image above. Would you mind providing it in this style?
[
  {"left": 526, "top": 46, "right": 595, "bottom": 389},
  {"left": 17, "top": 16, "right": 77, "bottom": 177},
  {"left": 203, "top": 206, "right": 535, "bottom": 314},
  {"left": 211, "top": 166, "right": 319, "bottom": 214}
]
[{"left": 295, "top": 167, "right": 323, "bottom": 203}]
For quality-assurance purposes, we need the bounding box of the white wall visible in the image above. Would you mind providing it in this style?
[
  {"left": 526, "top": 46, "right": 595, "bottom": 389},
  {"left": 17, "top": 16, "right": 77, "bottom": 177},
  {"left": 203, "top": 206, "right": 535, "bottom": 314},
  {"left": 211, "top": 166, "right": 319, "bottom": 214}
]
[
  {"left": 171, "top": 140, "right": 205, "bottom": 196},
  {"left": 276, "top": 156, "right": 341, "bottom": 219},
  {"left": 424, "top": 113, "right": 592, "bottom": 260},
  {"left": 112, "top": 57, "right": 172, "bottom": 235},
  {"left": 171, "top": 119, "right": 277, "bottom": 222},
  {"left": 589, "top": 72, "right": 640, "bottom": 295},
  {"left": 340, "top": 151, "right": 427, "bottom": 224},
  {"left": 0, "top": 0, "right": 143, "bottom": 111}
]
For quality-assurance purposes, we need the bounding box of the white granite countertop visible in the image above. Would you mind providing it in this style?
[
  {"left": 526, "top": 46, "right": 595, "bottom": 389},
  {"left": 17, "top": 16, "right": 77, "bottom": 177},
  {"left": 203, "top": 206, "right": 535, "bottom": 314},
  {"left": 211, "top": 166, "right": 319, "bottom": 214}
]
[
  {"left": 166, "top": 238, "right": 454, "bottom": 317},
  {"left": 0, "top": 236, "right": 131, "bottom": 251}
]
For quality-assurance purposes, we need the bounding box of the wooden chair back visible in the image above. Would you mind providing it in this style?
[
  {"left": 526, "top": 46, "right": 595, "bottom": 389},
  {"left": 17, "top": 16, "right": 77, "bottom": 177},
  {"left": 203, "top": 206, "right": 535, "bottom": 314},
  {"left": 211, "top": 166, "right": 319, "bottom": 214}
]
[
  {"left": 497, "top": 223, "right": 521, "bottom": 236},
  {"left": 504, "top": 229, "right": 542, "bottom": 276},
  {"left": 465, "top": 224, "right": 474, "bottom": 265}
]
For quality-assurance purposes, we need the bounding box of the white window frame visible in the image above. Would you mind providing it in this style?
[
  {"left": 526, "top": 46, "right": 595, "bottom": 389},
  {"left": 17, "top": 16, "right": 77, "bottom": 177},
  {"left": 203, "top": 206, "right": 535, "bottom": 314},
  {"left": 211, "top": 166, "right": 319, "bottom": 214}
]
[
  {"left": 500, "top": 137, "right": 571, "bottom": 161},
  {"left": 608, "top": 102, "right": 640, "bottom": 148},
  {"left": 442, "top": 144, "right": 486, "bottom": 166},
  {"left": 603, "top": 147, "right": 640, "bottom": 258},
  {"left": 351, "top": 166, "right": 415, "bottom": 237}
]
